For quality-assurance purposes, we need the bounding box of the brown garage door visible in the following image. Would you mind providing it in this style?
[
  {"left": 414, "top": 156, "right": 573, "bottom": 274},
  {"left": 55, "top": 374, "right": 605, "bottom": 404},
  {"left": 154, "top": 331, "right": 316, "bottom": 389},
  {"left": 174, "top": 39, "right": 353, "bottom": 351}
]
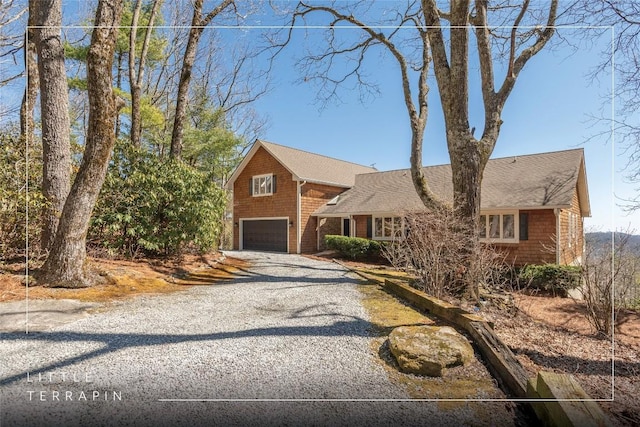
[{"left": 242, "top": 219, "right": 288, "bottom": 252}]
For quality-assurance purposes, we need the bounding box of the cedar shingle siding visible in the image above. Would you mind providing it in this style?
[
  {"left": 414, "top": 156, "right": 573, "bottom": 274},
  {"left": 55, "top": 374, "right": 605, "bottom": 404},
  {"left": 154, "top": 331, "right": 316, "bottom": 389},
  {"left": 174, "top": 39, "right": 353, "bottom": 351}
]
[
  {"left": 232, "top": 146, "right": 297, "bottom": 252},
  {"left": 493, "top": 209, "right": 557, "bottom": 266},
  {"left": 300, "top": 184, "right": 344, "bottom": 253},
  {"left": 230, "top": 144, "right": 361, "bottom": 253}
]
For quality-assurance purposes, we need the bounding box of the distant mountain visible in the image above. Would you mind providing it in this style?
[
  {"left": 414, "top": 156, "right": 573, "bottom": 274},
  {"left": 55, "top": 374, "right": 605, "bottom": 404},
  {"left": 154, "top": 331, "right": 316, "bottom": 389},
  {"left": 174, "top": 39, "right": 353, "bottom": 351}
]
[{"left": 585, "top": 232, "right": 640, "bottom": 254}]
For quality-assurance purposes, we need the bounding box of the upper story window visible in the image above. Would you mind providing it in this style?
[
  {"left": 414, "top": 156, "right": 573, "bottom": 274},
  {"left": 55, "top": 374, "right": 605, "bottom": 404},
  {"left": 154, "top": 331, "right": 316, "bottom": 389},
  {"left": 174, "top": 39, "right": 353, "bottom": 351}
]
[
  {"left": 479, "top": 211, "right": 518, "bottom": 243},
  {"left": 251, "top": 174, "right": 274, "bottom": 196},
  {"left": 373, "top": 216, "right": 403, "bottom": 240}
]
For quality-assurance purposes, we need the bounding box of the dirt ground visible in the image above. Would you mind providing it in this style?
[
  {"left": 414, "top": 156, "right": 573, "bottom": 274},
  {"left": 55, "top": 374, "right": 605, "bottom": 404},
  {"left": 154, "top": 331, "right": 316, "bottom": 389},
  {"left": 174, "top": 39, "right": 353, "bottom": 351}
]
[
  {"left": 0, "top": 253, "right": 248, "bottom": 303},
  {"left": 2, "top": 254, "right": 639, "bottom": 425},
  {"left": 490, "top": 294, "right": 640, "bottom": 427}
]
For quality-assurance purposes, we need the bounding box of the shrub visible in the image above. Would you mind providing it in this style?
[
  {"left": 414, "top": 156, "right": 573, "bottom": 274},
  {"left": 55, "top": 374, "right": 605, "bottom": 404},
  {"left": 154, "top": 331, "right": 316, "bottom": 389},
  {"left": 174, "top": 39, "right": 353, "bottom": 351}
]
[
  {"left": 0, "top": 128, "right": 46, "bottom": 260},
  {"left": 383, "top": 208, "right": 506, "bottom": 299},
  {"left": 324, "top": 235, "right": 383, "bottom": 260},
  {"left": 628, "top": 297, "right": 640, "bottom": 312},
  {"left": 580, "top": 231, "right": 640, "bottom": 334},
  {"left": 90, "top": 143, "right": 226, "bottom": 257},
  {"left": 517, "top": 264, "right": 582, "bottom": 297}
]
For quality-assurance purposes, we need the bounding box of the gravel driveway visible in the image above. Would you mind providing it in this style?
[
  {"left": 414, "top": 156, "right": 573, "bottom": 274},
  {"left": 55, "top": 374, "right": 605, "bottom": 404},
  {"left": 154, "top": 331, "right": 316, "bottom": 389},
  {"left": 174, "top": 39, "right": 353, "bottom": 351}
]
[{"left": 0, "top": 252, "right": 509, "bottom": 426}]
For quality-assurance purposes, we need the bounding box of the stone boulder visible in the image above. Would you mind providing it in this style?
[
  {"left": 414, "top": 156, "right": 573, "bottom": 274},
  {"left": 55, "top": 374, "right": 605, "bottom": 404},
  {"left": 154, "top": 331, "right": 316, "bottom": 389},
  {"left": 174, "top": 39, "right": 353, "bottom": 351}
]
[{"left": 388, "top": 325, "right": 474, "bottom": 377}]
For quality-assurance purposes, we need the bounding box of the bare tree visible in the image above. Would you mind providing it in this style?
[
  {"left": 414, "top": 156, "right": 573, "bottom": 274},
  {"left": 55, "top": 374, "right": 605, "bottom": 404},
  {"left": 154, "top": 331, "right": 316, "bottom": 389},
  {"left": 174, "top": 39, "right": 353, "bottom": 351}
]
[
  {"left": 192, "top": 28, "right": 270, "bottom": 145},
  {"left": 169, "top": 0, "right": 235, "bottom": 158},
  {"left": 33, "top": 0, "right": 72, "bottom": 252},
  {"left": 275, "top": 1, "right": 558, "bottom": 295},
  {"left": 122, "top": 0, "right": 268, "bottom": 156},
  {"left": 580, "top": 230, "right": 640, "bottom": 335},
  {"left": 384, "top": 208, "right": 476, "bottom": 298},
  {"left": 128, "top": 0, "right": 161, "bottom": 147},
  {"left": 40, "top": 0, "right": 124, "bottom": 287},
  {"left": 567, "top": 1, "right": 640, "bottom": 210},
  {"left": 0, "top": 0, "right": 27, "bottom": 96}
]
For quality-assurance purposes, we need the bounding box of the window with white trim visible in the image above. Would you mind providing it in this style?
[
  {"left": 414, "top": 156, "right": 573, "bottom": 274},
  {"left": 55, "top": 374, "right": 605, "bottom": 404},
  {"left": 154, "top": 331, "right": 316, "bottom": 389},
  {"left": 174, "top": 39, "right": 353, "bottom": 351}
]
[
  {"left": 373, "top": 216, "right": 403, "bottom": 240},
  {"left": 568, "top": 211, "right": 578, "bottom": 248},
  {"left": 478, "top": 212, "right": 518, "bottom": 242},
  {"left": 252, "top": 174, "right": 273, "bottom": 196}
]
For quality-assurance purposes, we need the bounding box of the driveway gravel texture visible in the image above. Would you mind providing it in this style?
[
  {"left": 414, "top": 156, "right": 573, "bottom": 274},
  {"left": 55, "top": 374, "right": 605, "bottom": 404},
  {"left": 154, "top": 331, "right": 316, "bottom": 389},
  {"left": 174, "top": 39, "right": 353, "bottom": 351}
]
[{"left": 0, "top": 252, "right": 518, "bottom": 426}]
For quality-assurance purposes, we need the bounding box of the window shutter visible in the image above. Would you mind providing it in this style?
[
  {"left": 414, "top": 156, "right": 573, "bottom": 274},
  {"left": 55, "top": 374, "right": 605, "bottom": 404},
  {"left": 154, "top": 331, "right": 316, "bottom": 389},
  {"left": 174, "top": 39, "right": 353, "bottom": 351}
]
[
  {"left": 519, "top": 213, "right": 528, "bottom": 240},
  {"left": 249, "top": 178, "right": 253, "bottom": 196},
  {"left": 272, "top": 175, "right": 277, "bottom": 193},
  {"left": 366, "top": 217, "right": 372, "bottom": 239}
]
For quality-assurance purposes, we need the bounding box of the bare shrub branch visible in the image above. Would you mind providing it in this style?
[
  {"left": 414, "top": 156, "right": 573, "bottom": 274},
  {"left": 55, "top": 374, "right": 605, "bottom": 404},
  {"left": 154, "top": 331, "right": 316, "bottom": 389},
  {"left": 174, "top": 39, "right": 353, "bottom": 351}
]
[
  {"left": 383, "top": 207, "right": 509, "bottom": 300},
  {"left": 579, "top": 229, "right": 640, "bottom": 335}
]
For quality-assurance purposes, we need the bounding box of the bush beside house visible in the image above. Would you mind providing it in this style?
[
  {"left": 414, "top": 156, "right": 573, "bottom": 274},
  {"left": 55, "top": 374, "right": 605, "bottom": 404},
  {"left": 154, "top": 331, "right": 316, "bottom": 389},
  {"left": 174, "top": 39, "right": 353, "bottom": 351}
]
[
  {"left": 324, "top": 235, "right": 383, "bottom": 261},
  {"left": 517, "top": 264, "right": 582, "bottom": 297}
]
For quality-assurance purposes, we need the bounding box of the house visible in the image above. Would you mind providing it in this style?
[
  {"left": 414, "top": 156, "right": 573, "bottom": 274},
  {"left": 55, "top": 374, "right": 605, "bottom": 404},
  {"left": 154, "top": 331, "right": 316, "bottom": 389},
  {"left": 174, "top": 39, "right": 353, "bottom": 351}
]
[
  {"left": 226, "top": 140, "right": 590, "bottom": 265},
  {"left": 225, "top": 140, "right": 377, "bottom": 254}
]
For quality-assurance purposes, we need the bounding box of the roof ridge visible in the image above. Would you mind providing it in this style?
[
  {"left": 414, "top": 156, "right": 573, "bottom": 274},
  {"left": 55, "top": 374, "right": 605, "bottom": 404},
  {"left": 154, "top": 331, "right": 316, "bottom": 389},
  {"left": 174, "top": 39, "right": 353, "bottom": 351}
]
[
  {"left": 354, "top": 148, "right": 584, "bottom": 176},
  {"left": 258, "top": 139, "right": 377, "bottom": 170},
  {"left": 488, "top": 147, "right": 584, "bottom": 161}
]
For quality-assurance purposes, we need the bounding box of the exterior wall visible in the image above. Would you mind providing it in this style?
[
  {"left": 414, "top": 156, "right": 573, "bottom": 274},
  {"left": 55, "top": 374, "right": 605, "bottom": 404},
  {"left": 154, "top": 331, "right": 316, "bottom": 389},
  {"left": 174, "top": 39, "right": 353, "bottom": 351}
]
[
  {"left": 354, "top": 215, "right": 370, "bottom": 239},
  {"left": 558, "top": 187, "right": 584, "bottom": 265},
  {"left": 352, "top": 210, "right": 562, "bottom": 266},
  {"left": 317, "top": 217, "right": 342, "bottom": 251},
  {"left": 493, "top": 209, "right": 557, "bottom": 266},
  {"left": 232, "top": 146, "right": 297, "bottom": 253},
  {"left": 300, "top": 183, "right": 346, "bottom": 253},
  {"left": 494, "top": 185, "right": 586, "bottom": 266}
]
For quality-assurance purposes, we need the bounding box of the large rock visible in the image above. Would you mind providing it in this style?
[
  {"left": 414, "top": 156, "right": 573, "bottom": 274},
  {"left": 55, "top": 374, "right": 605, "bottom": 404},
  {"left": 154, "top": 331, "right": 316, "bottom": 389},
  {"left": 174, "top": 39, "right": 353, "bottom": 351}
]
[{"left": 388, "top": 325, "right": 474, "bottom": 377}]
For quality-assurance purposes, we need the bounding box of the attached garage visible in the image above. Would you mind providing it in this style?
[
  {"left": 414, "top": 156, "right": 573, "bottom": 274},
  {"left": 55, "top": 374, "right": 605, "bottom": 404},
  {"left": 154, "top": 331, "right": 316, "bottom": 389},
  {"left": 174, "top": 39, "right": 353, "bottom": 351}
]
[{"left": 241, "top": 219, "right": 289, "bottom": 252}]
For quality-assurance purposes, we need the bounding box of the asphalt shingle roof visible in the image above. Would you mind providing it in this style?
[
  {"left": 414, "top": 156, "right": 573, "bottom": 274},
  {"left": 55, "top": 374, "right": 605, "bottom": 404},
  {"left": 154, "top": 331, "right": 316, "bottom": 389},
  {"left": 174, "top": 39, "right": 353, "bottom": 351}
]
[
  {"left": 259, "top": 140, "right": 377, "bottom": 187},
  {"left": 314, "top": 148, "right": 589, "bottom": 216}
]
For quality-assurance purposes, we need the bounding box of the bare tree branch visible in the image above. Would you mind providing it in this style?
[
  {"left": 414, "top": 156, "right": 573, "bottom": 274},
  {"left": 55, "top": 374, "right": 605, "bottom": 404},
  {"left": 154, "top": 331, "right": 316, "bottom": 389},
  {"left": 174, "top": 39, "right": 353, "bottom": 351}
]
[{"left": 170, "top": 0, "right": 235, "bottom": 158}]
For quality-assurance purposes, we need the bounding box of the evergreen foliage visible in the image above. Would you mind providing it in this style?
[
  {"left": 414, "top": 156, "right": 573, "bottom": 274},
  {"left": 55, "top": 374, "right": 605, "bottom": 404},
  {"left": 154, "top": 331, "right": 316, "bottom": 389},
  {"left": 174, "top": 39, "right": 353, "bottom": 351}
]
[
  {"left": 0, "top": 127, "right": 46, "bottom": 259},
  {"left": 518, "top": 264, "right": 582, "bottom": 296},
  {"left": 183, "top": 104, "right": 244, "bottom": 185},
  {"left": 90, "top": 143, "right": 226, "bottom": 256},
  {"left": 324, "top": 235, "right": 383, "bottom": 260}
]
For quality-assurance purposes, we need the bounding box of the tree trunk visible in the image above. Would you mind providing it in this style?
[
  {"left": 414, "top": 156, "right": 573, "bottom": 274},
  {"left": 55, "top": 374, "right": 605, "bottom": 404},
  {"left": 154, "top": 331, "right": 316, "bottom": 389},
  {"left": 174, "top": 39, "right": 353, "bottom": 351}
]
[
  {"left": 449, "top": 135, "right": 483, "bottom": 298},
  {"left": 115, "top": 51, "right": 122, "bottom": 138},
  {"left": 129, "top": 0, "right": 142, "bottom": 147},
  {"left": 170, "top": 24, "right": 202, "bottom": 158},
  {"left": 40, "top": 0, "right": 124, "bottom": 288},
  {"left": 129, "top": 0, "right": 160, "bottom": 148},
  {"left": 33, "top": 0, "right": 71, "bottom": 253},
  {"left": 449, "top": 140, "right": 482, "bottom": 222},
  {"left": 170, "top": 0, "right": 234, "bottom": 158},
  {"left": 20, "top": 0, "right": 39, "bottom": 147}
]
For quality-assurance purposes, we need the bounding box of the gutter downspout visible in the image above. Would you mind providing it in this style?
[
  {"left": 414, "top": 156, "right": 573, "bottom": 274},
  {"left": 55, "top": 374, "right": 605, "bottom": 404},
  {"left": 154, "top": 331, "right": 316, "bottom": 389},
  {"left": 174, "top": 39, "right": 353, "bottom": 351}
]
[
  {"left": 554, "top": 208, "right": 561, "bottom": 264},
  {"left": 297, "top": 180, "right": 307, "bottom": 254}
]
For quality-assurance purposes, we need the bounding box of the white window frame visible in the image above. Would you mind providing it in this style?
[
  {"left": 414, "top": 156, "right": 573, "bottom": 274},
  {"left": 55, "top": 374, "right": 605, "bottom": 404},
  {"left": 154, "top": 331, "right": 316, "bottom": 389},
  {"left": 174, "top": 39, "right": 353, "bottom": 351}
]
[
  {"left": 478, "top": 211, "right": 519, "bottom": 243},
  {"left": 252, "top": 173, "right": 273, "bottom": 197},
  {"left": 568, "top": 211, "right": 577, "bottom": 248},
  {"left": 372, "top": 215, "right": 403, "bottom": 241}
]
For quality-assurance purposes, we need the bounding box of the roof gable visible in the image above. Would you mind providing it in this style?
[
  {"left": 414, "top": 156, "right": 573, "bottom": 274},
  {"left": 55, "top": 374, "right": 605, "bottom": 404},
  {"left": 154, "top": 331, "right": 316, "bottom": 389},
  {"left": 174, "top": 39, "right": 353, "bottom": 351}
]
[
  {"left": 226, "top": 140, "right": 377, "bottom": 189},
  {"left": 315, "top": 148, "right": 591, "bottom": 217}
]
